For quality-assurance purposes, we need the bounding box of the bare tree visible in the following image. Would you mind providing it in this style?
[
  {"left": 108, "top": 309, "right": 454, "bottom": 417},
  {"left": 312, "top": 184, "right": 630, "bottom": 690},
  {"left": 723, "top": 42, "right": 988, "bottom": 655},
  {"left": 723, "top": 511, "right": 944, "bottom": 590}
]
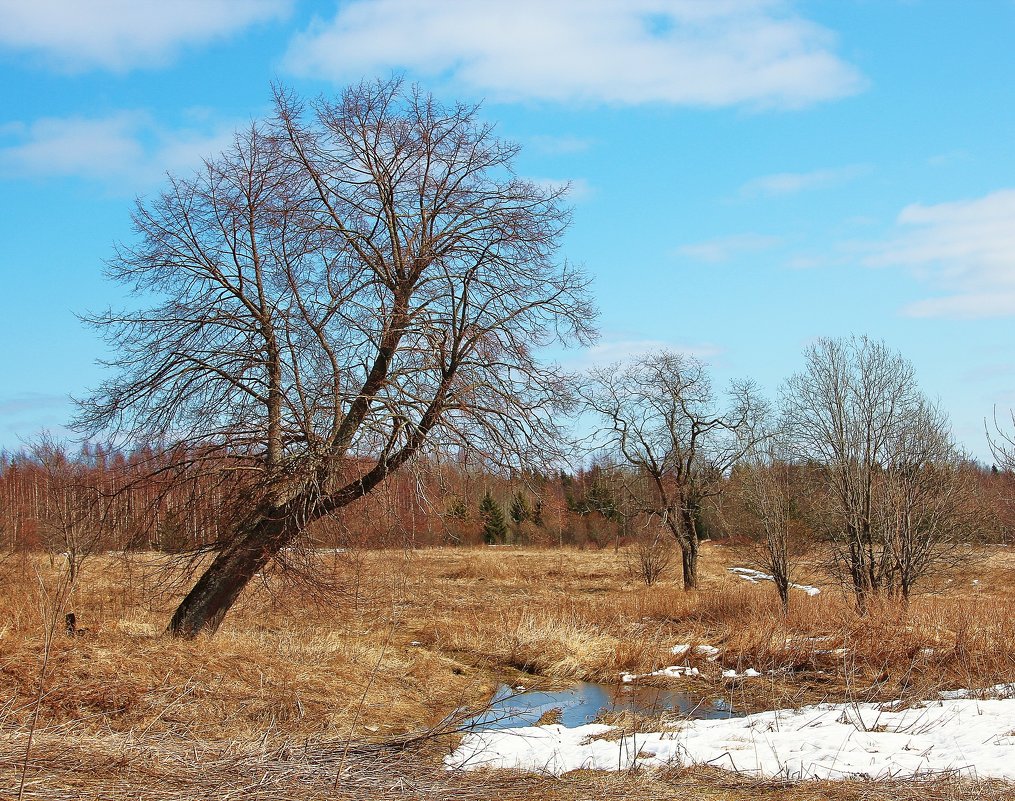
[
  {"left": 583, "top": 352, "right": 765, "bottom": 590},
  {"left": 77, "top": 79, "right": 596, "bottom": 637},
  {"left": 878, "top": 401, "right": 972, "bottom": 600},
  {"left": 737, "top": 436, "right": 811, "bottom": 613},
  {"left": 28, "top": 438, "right": 110, "bottom": 587},
  {"left": 782, "top": 337, "right": 965, "bottom": 609}
]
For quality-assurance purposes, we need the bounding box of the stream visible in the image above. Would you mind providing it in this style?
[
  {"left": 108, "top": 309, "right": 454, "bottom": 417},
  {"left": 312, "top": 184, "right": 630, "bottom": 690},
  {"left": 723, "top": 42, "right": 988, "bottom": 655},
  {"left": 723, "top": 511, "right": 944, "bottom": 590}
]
[{"left": 467, "top": 681, "right": 739, "bottom": 730}]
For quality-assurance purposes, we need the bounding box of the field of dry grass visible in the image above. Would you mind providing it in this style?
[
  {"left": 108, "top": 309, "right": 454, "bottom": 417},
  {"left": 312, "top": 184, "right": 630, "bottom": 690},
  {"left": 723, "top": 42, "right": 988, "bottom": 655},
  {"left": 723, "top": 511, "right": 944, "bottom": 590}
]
[{"left": 1, "top": 541, "right": 1014, "bottom": 799}]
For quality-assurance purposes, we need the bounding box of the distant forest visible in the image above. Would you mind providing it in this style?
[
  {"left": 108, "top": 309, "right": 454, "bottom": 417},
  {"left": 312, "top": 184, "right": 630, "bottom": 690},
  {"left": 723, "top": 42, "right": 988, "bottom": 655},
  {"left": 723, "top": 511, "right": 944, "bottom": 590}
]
[{"left": 3, "top": 442, "right": 1013, "bottom": 556}]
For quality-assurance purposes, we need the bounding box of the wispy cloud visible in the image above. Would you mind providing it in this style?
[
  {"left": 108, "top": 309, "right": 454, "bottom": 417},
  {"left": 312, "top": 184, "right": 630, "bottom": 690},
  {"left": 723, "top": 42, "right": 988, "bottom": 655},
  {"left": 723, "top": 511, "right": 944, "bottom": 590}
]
[
  {"left": 284, "top": 0, "right": 863, "bottom": 109},
  {"left": 528, "top": 135, "right": 595, "bottom": 155},
  {"left": 566, "top": 338, "right": 724, "bottom": 371},
  {"left": 0, "top": 393, "right": 73, "bottom": 451},
  {"left": 739, "top": 164, "right": 870, "bottom": 198},
  {"left": 677, "top": 233, "right": 780, "bottom": 263},
  {"left": 866, "top": 189, "right": 1015, "bottom": 318},
  {"left": 0, "top": 0, "right": 292, "bottom": 72},
  {"left": 529, "top": 177, "right": 595, "bottom": 202},
  {"left": 0, "top": 112, "right": 237, "bottom": 191},
  {"left": 0, "top": 392, "right": 68, "bottom": 417}
]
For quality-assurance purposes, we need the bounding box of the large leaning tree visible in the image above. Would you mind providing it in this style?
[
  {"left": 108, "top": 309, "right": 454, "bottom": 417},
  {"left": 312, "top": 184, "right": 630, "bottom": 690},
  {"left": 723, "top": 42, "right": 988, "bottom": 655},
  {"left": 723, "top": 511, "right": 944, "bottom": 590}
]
[
  {"left": 582, "top": 351, "right": 766, "bottom": 590},
  {"left": 77, "top": 79, "right": 596, "bottom": 637}
]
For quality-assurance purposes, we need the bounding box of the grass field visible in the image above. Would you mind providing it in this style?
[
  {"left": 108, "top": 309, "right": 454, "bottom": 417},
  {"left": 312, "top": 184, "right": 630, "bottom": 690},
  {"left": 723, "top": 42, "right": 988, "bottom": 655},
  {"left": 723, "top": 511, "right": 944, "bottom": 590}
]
[{"left": 2, "top": 542, "right": 1014, "bottom": 799}]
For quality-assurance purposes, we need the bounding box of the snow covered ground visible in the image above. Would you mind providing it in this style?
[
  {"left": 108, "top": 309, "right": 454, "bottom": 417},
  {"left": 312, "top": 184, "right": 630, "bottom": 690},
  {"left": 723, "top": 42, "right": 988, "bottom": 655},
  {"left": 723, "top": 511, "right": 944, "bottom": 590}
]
[
  {"left": 729, "top": 566, "right": 821, "bottom": 596},
  {"left": 446, "top": 693, "right": 1015, "bottom": 780}
]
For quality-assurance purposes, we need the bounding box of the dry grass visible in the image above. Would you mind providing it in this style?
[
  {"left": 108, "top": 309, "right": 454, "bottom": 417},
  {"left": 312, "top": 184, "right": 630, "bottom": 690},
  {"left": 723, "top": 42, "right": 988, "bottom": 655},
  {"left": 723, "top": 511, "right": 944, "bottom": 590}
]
[{"left": 1, "top": 542, "right": 1014, "bottom": 799}]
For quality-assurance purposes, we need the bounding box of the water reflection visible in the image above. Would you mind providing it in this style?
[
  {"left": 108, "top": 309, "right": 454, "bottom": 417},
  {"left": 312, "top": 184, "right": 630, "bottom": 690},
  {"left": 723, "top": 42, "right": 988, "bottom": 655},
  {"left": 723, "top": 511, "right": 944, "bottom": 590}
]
[{"left": 467, "top": 682, "right": 738, "bottom": 730}]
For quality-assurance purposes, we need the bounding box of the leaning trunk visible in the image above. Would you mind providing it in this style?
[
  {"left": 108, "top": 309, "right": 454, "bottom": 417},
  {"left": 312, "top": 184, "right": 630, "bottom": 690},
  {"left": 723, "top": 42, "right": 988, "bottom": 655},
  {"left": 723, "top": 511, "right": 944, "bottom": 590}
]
[{"left": 168, "top": 514, "right": 289, "bottom": 638}]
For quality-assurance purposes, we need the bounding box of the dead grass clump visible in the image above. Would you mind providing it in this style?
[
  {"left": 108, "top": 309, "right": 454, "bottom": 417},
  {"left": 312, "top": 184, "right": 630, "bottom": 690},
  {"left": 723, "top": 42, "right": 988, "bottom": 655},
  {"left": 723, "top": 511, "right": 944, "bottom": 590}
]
[{"left": 437, "top": 610, "right": 621, "bottom": 681}]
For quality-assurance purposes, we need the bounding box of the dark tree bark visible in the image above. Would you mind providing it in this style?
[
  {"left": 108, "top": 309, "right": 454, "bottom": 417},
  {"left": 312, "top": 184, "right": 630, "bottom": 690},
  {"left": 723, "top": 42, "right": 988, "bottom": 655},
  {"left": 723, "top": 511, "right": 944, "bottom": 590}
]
[
  {"left": 169, "top": 515, "right": 288, "bottom": 637},
  {"left": 582, "top": 351, "right": 765, "bottom": 592},
  {"left": 78, "top": 78, "right": 596, "bottom": 637},
  {"left": 679, "top": 519, "right": 700, "bottom": 591}
]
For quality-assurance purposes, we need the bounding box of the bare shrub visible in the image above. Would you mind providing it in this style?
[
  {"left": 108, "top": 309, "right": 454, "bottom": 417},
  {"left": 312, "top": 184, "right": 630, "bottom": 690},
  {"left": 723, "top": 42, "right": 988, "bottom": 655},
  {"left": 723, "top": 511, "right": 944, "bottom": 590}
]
[{"left": 626, "top": 529, "right": 672, "bottom": 586}]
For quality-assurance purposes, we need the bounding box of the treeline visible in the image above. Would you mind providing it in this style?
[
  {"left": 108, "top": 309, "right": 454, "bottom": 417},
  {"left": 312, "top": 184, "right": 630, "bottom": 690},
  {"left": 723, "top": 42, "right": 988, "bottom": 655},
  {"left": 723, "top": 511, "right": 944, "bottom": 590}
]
[
  {"left": 2, "top": 441, "right": 1012, "bottom": 562},
  {"left": 0, "top": 443, "right": 638, "bottom": 555}
]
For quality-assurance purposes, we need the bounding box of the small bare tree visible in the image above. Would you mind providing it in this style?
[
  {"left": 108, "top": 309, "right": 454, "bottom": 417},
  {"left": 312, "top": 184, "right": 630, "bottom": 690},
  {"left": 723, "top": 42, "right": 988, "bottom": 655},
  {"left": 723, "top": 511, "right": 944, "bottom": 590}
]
[
  {"left": 878, "top": 401, "right": 972, "bottom": 600},
  {"left": 583, "top": 352, "right": 765, "bottom": 590},
  {"left": 782, "top": 337, "right": 966, "bottom": 609},
  {"left": 77, "top": 78, "right": 596, "bottom": 637},
  {"left": 29, "top": 439, "right": 110, "bottom": 587},
  {"left": 737, "top": 436, "right": 809, "bottom": 613}
]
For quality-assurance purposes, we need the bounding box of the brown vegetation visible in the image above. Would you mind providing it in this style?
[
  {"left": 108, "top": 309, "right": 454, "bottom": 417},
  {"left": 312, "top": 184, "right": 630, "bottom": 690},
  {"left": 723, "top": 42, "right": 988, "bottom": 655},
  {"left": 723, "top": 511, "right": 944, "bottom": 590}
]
[{"left": 1, "top": 542, "right": 1013, "bottom": 798}]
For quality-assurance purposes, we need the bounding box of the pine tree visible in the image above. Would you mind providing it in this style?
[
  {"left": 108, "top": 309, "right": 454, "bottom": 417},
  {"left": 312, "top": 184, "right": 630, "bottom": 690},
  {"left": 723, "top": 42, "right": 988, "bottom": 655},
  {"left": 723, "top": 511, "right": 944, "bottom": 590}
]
[{"left": 480, "top": 490, "right": 508, "bottom": 544}]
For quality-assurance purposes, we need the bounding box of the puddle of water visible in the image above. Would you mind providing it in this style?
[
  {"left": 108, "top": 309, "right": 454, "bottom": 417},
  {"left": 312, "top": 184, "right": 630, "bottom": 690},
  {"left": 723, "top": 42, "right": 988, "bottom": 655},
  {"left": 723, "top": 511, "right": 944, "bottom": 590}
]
[{"left": 467, "top": 682, "right": 738, "bottom": 730}]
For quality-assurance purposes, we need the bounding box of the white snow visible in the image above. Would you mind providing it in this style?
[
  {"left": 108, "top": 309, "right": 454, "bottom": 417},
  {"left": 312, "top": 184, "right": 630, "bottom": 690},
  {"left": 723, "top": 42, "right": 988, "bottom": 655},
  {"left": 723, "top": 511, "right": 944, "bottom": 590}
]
[
  {"left": 722, "top": 668, "right": 762, "bottom": 678},
  {"left": 621, "top": 665, "right": 699, "bottom": 682},
  {"left": 621, "top": 644, "right": 724, "bottom": 682},
  {"left": 446, "top": 695, "right": 1015, "bottom": 780},
  {"left": 729, "top": 567, "right": 821, "bottom": 596},
  {"left": 937, "top": 683, "right": 1015, "bottom": 700},
  {"left": 670, "top": 643, "right": 721, "bottom": 659}
]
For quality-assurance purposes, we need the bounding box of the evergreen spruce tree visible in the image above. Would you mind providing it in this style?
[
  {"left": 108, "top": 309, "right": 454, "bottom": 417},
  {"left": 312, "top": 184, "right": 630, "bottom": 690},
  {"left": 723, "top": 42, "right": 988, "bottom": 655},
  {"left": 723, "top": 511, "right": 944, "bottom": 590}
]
[
  {"left": 532, "top": 499, "right": 545, "bottom": 528},
  {"left": 509, "top": 490, "right": 532, "bottom": 544},
  {"left": 480, "top": 490, "right": 508, "bottom": 544},
  {"left": 509, "top": 490, "right": 531, "bottom": 526}
]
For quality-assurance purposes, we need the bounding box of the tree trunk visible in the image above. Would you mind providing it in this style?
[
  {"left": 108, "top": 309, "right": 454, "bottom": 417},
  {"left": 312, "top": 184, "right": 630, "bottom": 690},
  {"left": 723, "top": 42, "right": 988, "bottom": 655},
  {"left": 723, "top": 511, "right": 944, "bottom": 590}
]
[
  {"left": 168, "top": 514, "right": 289, "bottom": 638},
  {"left": 679, "top": 504, "right": 700, "bottom": 590},
  {"left": 680, "top": 536, "right": 699, "bottom": 590},
  {"left": 776, "top": 578, "right": 789, "bottom": 614}
]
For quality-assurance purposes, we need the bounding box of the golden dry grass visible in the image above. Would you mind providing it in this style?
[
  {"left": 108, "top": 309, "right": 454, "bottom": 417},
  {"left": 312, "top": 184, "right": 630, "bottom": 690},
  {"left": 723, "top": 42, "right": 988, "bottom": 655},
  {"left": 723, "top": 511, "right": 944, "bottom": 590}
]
[{"left": 1, "top": 542, "right": 1014, "bottom": 799}]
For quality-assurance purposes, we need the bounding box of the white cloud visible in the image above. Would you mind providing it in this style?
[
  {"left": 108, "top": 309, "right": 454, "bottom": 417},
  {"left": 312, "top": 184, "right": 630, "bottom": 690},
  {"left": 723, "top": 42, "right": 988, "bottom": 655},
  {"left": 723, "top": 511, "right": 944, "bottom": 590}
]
[
  {"left": 677, "top": 233, "right": 780, "bottom": 263},
  {"left": 0, "top": 0, "right": 291, "bottom": 72},
  {"left": 568, "top": 338, "right": 724, "bottom": 370},
  {"left": 740, "top": 164, "right": 870, "bottom": 197},
  {"left": 867, "top": 190, "right": 1015, "bottom": 318},
  {"left": 529, "top": 177, "right": 595, "bottom": 202},
  {"left": 0, "top": 112, "right": 237, "bottom": 191},
  {"left": 284, "top": 0, "right": 863, "bottom": 108},
  {"left": 528, "top": 135, "right": 594, "bottom": 155}
]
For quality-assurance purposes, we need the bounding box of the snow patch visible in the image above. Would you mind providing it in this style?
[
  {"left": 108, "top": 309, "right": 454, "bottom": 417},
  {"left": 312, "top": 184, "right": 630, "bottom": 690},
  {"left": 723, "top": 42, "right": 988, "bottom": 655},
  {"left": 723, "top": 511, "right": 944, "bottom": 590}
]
[
  {"left": 670, "top": 643, "right": 720, "bottom": 660},
  {"left": 729, "top": 567, "right": 821, "bottom": 596},
  {"left": 938, "top": 683, "right": 1015, "bottom": 700},
  {"left": 447, "top": 696, "right": 1015, "bottom": 780},
  {"left": 622, "top": 665, "right": 700, "bottom": 683},
  {"left": 722, "top": 668, "right": 762, "bottom": 679}
]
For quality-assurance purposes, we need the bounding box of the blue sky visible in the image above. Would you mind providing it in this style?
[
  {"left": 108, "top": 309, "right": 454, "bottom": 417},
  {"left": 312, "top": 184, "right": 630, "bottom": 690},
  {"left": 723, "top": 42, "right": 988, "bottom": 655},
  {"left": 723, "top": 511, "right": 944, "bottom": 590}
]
[{"left": 2, "top": 0, "right": 1015, "bottom": 460}]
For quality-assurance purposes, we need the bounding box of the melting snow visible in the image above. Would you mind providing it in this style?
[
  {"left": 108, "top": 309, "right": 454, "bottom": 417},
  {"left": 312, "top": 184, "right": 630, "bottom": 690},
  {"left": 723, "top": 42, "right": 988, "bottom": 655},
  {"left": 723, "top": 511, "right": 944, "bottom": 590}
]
[
  {"left": 729, "top": 567, "right": 821, "bottom": 596},
  {"left": 621, "top": 665, "right": 700, "bottom": 682},
  {"left": 447, "top": 695, "right": 1015, "bottom": 780},
  {"left": 722, "top": 668, "right": 762, "bottom": 678},
  {"left": 670, "top": 644, "right": 721, "bottom": 660}
]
